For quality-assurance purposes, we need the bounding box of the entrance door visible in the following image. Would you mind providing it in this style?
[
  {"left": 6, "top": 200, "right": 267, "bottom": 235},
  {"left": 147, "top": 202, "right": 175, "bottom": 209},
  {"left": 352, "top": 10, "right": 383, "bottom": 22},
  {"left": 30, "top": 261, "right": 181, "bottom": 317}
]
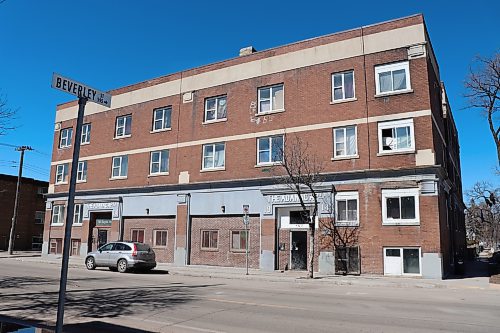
[
  {"left": 98, "top": 229, "right": 108, "bottom": 248},
  {"left": 290, "top": 231, "right": 307, "bottom": 270},
  {"left": 384, "top": 248, "right": 402, "bottom": 275}
]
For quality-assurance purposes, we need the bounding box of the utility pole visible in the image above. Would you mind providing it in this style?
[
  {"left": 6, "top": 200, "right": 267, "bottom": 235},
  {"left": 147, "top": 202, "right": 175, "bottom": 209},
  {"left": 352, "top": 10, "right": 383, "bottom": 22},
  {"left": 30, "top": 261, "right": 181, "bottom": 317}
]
[{"left": 8, "top": 145, "right": 33, "bottom": 255}]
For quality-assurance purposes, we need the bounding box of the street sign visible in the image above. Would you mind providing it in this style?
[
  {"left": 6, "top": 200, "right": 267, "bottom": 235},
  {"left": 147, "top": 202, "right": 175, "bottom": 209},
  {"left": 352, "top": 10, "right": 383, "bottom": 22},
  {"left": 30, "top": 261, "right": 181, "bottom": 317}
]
[
  {"left": 243, "top": 215, "right": 250, "bottom": 225},
  {"left": 51, "top": 73, "right": 112, "bottom": 107}
]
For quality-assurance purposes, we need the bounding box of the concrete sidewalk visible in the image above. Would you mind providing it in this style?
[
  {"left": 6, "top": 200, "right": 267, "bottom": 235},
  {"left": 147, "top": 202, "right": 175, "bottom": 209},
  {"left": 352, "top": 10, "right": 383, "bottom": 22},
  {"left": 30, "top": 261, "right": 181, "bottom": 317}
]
[{"left": 1, "top": 251, "right": 497, "bottom": 291}]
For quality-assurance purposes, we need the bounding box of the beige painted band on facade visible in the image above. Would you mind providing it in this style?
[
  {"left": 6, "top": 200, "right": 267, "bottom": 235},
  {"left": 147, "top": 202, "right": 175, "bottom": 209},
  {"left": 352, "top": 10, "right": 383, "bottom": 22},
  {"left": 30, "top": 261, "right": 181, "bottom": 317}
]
[
  {"left": 51, "top": 109, "right": 431, "bottom": 165},
  {"left": 55, "top": 24, "right": 426, "bottom": 123}
]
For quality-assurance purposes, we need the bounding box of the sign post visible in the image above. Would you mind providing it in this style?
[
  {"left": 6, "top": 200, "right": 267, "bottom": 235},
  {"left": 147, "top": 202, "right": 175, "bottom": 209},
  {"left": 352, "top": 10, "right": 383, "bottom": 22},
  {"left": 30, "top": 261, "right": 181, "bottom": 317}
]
[
  {"left": 51, "top": 73, "right": 111, "bottom": 333},
  {"left": 243, "top": 205, "right": 250, "bottom": 275}
]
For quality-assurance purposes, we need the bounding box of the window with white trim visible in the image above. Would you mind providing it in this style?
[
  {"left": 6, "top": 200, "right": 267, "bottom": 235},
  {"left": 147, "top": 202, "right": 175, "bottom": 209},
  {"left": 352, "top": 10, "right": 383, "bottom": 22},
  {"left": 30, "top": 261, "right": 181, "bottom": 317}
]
[
  {"left": 384, "top": 247, "right": 421, "bottom": 275},
  {"left": 81, "top": 123, "right": 91, "bottom": 144},
  {"left": 111, "top": 155, "right": 128, "bottom": 178},
  {"left": 332, "top": 70, "right": 355, "bottom": 101},
  {"left": 382, "top": 188, "right": 420, "bottom": 225},
  {"left": 257, "top": 135, "right": 283, "bottom": 165},
  {"left": 152, "top": 107, "right": 172, "bottom": 131},
  {"left": 59, "top": 128, "right": 73, "bottom": 148},
  {"left": 258, "top": 84, "right": 284, "bottom": 114},
  {"left": 231, "top": 230, "right": 248, "bottom": 251},
  {"left": 335, "top": 192, "right": 359, "bottom": 226},
  {"left": 204, "top": 96, "right": 227, "bottom": 122},
  {"left": 115, "top": 115, "right": 132, "bottom": 138},
  {"left": 201, "top": 230, "right": 218, "bottom": 250},
  {"left": 202, "top": 143, "right": 225, "bottom": 170},
  {"left": 378, "top": 119, "right": 414, "bottom": 153},
  {"left": 333, "top": 126, "right": 357, "bottom": 158},
  {"left": 55, "top": 164, "right": 68, "bottom": 184},
  {"left": 73, "top": 204, "right": 83, "bottom": 225},
  {"left": 51, "top": 205, "right": 65, "bottom": 225},
  {"left": 375, "top": 61, "right": 411, "bottom": 95},
  {"left": 150, "top": 150, "right": 169, "bottom": 175},
  {"left": 35, "top": 211, "right": 45, "bottom": 224},
  {"left": 154, "top": 230, "right": 168, "bottom": 247},
  {"left": 77, "top": 161, "right": 87, "bottom": 182}
]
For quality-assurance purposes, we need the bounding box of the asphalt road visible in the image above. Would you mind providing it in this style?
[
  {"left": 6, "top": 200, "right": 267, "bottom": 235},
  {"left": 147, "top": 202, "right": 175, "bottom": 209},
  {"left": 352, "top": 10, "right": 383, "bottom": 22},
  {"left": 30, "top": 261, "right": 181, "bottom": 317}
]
[{"left": 0, "top": 259, "right": 499, "bottom": 333}]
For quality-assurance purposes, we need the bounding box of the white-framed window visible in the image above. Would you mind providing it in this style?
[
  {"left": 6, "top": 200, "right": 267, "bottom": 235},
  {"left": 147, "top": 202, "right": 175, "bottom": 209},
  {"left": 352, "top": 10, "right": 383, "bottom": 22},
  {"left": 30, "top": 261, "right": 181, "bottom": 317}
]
[
  {"left": 150, "top": 150, "right": 169, "bottom": 175},
  {"left": 35, "top": 211, "right": 45, "bottom": 224},
  {"left": 202, "top": 143, "right": 225, "bottom": 170},
  {"left": 378, "top": 119, "right": 414, "bottom": 153},
  {"left": 81, "top": 123, "right": 91, "bottom": 144},
  {"left": 333, "top": 126, "right": 357, "bottom": 158},
  {"left": 258, "top": 84, "right": 284, "bottom": 114},
  {"left": 111, "top": 155, "right": 128, "bottom": 178},
  {"left": 231, "top": 230, "right": 248, "bottom": 251},
  {"left": 154, "top": 230, "right": 168, "bottom": 247},
  {"left": 201, "top": 230, "right": 218, "bottom": 250},
  {"left": 384, "top": 247, "right": 421, "bottom": 276},
  {"left": 332, "top": 70, "right": 355, "bottom": 101},
  {"left": 115, "top": 115, "right": 132, "bottom": 138},
  {"left": 73, "top": 204, "right": 83, "bottom": 225},
  {"left": 257, "top": 135, "right": 283, "bottom": 165},
  {"left": 55, "top": 164, "right": 69, "bottom": 184},
  {"left": 204, "top": 96, "right": 227, "bottom": 122},
  {"left": 335, "top": 192, "right": 359, "bottom": 226},
  {"left": 382, "top": 188, "right": 420, "bottom": 225},
  {"left": 152, "top": 107, "right": 172, "bottom": 131},
  {"left": 77, "top": 161, "right": 87, "bottom": 182},
  {"left": 51, "top": 205, "right": 65, "bottom": 225},
  {"left": 59, "top": 128, "right": 73, "bottom": 148},
  {"left": 375, "top": 61, "right": 411, "bottom": 95}
]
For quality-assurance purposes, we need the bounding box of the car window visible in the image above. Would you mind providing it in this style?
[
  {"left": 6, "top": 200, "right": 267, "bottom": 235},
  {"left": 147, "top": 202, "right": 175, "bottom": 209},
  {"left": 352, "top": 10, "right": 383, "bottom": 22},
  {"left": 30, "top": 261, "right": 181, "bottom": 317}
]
[
  {"left": 100, "top": 243, "right": 114, "bottom": 251},
  {"left": 115, "top": 243, "right": 131, "bottom": 251},
  {"left": 136, "top": 243, "right": 151, "bottom": 251}
]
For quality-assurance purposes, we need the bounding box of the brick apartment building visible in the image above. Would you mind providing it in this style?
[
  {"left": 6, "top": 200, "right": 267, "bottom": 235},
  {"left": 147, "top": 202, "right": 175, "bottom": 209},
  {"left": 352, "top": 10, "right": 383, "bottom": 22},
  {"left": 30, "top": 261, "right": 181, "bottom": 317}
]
[
  {"left": 0, "top": 174, "right": 48, "bottom": 251},
  {"left": 43, "top": 14, "right": 465, "bottom": 278}
]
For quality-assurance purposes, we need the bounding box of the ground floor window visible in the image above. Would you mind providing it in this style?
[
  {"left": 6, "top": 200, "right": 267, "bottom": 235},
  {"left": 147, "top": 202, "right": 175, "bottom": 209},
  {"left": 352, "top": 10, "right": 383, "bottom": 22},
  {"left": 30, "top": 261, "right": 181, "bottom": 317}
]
[
  {"left": 383, "top": 247, "right": 421, "bottom": 276},
  {"left": 231, "top": 230, "right": 248, "bottom": 251},
  {"left": 154, "top": 230, "right": 168, "bottom": 247},
  {"left": 131, "top": 229, "right": 145, "bottom": 243},
  {"left": 201, "top": 230, "right": 218, "bottom": 250},
  {"left": 32, "top": 236, "right": 43, "bottom": 250},
  {"left": 71, "top": 239, "right": 81, "bottom": 256},
  {"left": 335, "top": 246, "right": 360, "bottom": 275},
  {"left": 49, "top": 238, "right": 62, "bottom": 254}
]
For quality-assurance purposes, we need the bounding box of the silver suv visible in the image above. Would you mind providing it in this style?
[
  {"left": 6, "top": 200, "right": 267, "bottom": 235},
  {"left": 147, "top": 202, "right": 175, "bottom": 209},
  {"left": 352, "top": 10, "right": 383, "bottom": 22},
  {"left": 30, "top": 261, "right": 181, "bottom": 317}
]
[{"left": 85, "top": 241, "right": 156, "bottom": 273}]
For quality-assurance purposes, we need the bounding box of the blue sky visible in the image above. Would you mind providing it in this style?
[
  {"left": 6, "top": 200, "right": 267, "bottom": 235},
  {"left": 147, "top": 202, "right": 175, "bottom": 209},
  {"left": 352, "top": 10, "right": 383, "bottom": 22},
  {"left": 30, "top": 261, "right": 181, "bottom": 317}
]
[{"left": 0, "top": 0, "right": 498, "bottom": 193}]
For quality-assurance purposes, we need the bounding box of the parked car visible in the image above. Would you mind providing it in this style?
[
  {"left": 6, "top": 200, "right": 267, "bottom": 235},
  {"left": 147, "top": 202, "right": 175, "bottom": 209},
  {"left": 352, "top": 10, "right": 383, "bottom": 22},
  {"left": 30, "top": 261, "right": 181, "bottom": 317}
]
[{"left": 85, "top": 241, "right": 156, "bottom": 273}]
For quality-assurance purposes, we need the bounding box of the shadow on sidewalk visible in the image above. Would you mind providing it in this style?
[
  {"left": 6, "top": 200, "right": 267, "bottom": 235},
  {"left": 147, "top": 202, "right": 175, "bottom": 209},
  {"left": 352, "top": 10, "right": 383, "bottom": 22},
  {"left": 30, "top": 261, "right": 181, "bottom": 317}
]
[{"left": 446, "top": 258, "right": 490, "bottom": 280}]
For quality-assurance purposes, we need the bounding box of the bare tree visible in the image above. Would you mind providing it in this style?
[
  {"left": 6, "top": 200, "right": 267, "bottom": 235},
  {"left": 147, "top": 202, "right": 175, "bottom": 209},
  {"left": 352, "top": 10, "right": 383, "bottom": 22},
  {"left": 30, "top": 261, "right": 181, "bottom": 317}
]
[
  {"left": 0, "top": 92, "right": 16, "bottom": 136},
  {"left": 464, "top": 53, "right": 500, "bottom": 165}
]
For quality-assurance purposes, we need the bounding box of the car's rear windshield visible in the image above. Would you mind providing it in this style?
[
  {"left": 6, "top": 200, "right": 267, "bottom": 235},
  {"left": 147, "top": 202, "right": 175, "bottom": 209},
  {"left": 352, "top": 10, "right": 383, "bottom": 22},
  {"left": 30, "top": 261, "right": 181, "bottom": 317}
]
[{"left": 136, "top": 243, "right": 151, "bottom": 251}]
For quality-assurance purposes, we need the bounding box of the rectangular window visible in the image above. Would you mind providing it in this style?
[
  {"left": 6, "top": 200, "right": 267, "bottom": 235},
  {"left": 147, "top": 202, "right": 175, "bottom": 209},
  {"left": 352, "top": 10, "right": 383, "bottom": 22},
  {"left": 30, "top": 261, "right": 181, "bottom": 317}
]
[
  {"left": 257, "top": 135, "right": 283, "bottom": 165},
  {"left": 81, "top": 123, "right": 91, "bottom": 144},
  {"left": 378, "top": 119, "right": 414, "bottom": 153},
  {"left": 50, "top": 238, "right": 63, "bottom": 254},
  {"left": 335, "top": 246, "right": 360, "bottom": 275},
  {"left": 150, "top": 150, "right": 169, "bottom": 175},
  {"left": 384, "top": 247, "right": 421, "bottom": 275},
  {"left": 332, "top": 71, "right": 355, "bottom": 101},
  {"left": 32, "top": 236, "right": 43, "bottom": 250},
  {"left": 59, "top": 128, "right": 73, "bottom": 148},
  {"left": 73, "top": 204, "right": 83, "bottom": 225},
  {"left": 111, "top": 155, "right": 128, "bottom": 178},
  {"left": 77, "top": 161, "right": 87, "bottom": 182},
  {"left": 35, "top": 211, "right": 45, "bottom": 224},
  {"left": 55, "top": 164, "right": 69, "bottom": 184},
  {"left": 71, "top": 239, "right": 81, "bottom": 256},
  {"left": 335, "top": 192, "right": 359, "bottom": 226},
  {"left": 258, "top": 84, "right": 284, "bottom": 114},
  {"left": 201, "top": 230, "right": 218, "bottom": 250},
  {"left": 202, "top": 143, "right": 225, "bottom": 170},
  {"left": 231, "top": 230, "right": 248, "bottom": 251},
  {"left": 204, "top": 96, "right": 227, "bottom": 122},
  {"left": 333, "top": 126, "right": 357, "bottom": 158},
  {"left": 382, "top": 188, "right": 420, "bottom": 225},
  {"left": 115, "top": 115, "right": 132, "bottom": 138},
  {"left": 51, "top": 205, "right": 65, "bottom": 225},
  {"left": 152, "top": 107, "right": 172, "bottom": 131},
  {"left": 131, "top": 229, "right": 145, "bottom": 243},
  {"left": 375, "top": 61, "right": 411, "bottom": 95},
  {"left": 290, "top": 210, "right": 309, "bottom": 225},
  {"left": 154, "top": 230, "right": 168, "bottom": 247}
]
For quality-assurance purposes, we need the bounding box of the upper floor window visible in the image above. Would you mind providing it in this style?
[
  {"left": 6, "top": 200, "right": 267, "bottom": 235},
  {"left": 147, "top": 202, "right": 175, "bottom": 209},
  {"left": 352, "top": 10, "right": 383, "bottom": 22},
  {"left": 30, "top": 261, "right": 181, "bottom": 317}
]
[
  {"left": 333, "top": 126, "right": 357, "bottom": 158},
  {"left": 257, "top": 135, "right": 283, "bottom": 165},
  {"left": 51, "top": 205, "right": 65, "bottom": 225},
  {"left": 378, "top": 119, "right": 414, "bottom": 154},
  {"left": 81, "top": 123, "right": 91, "bottom": 144},
  {"left": 202, "top": 143, "right": 225, "bottom": 170},
  {"left": 335, "top": 192, "right": 359, "bottom": 226},
  {"left": 115, "top": 115, "right": 132, "bottom": 138},
  {"left": 55, "top": 163, "right": 68, "bottom": 184},
  {"left": 59, "top": 128, "right": 72, "bottom": 148},
  {"left": 204, "top": 96, "right": 227, "bottom": 122},
  {"left": 35, "top": 211, "right": 45, "bottom": 224},
  {"left": 258, "top": 84, "right": 284, "bottom": 114},
  {"left": 152, "top": 107, "right": 172, "bottom": 132},
  {"left": 382, "top": 188, "right": 420, "bottom": 225},
  {"left": 77, "top": 161, "right": 87, "bottom": 182},
  {"left": 332, "top": 71, "right": 355, "bottom": 101},
  {"left": 375, "top": 61, "right": 411, "bottom": 95},
  {"left": 111, "top": 155, "right": 128, "bottom": 178},
  {"left": 150, "top": 150, "right": 169, "bottom": 175},
  {"left": 73, "top": 204, "right": 83, "bottom": 225}
]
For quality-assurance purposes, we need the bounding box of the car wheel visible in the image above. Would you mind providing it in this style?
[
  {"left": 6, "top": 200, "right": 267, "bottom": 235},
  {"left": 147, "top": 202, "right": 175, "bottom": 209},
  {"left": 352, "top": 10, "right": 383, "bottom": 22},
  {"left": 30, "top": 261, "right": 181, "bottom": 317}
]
[
  {"left": 85, "top": 257, "right": 96, "bottom": 270},
  {"left": 117, "top": 259, "right": 128, "bottom": 273}
]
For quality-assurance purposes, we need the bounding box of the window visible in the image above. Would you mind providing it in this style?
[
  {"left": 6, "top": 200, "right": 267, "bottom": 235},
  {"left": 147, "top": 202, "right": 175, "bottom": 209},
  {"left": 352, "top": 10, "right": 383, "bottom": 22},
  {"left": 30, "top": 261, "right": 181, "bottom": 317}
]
[
  {"left": 81, "top": 123, "right": 91, "bottom": 144},
  {"left": 131, "top": 229, "right": 145, "bottom": 243},
  {"left": 32, "top": 236, "right": 43, "bottom": 251},
  {"left": 77, "top": 161, "right": 87, "bottom": 182},
  {"left": 384, "top": 247, "right": 421, "bottom": 275},
  {"left": 115, "top": 115, "right": 132, "bottom": 138},
  {"left": 335, "top": 192, "right": 359, "bottom": 226},
  {"left": 335, "top": 246, "right": 360, "bottom": 275},
  {"left": 202, "top": 143, "right": 225, "bottom": 170},
  {"left": 37, "top": 187, "right": 47, "bottom": 195},
  {"left": 50, "top": 238, "right": 62, "bottom": 254},
  {"left": 332, "top": 71, "right": 355, "bottom": 101},
  {"left": 59, "top": 128, "right": 73, "bottom": 148},
  {"left": 333, "top": 126, "right": 357, "bottom": 158},
  {"left": 154, "top": 230, "right": 168, "bottom": 247},
  {"left": 35, "top": 211, "right": 45, "bottom": 224},
  {"left": 257, "top": 135, "right": 283, "bottom": 165},
  {"left": 152, "top": 107, "right": 172, "bottom": 131},
  {"left": 73, "top": 204, "right": 83, "bottom": 225},
  {"left": 51, "top": 205, "right": 65, "bottom": 225},
  {"left": 55, "top": 164, "right": 68, "bottom": 184},
  {"left": 231, "top": 230, "right": 248, "bottom": 251},
  {"left": 150, "top": 150, "right": 169, "bottom": 175},
  {"left": 375, "top": 61, "right": 411, "bottom": 95},
  {"left": 290, "top": 210, "right": 309, "bottom": 225},
  {"left": 201, "top": 230, "right": 218, "bottom": 250},
  {"left": 382, "top": 188, "right": 420, "bottom": 225},
  {"left": 204, "top": 96, "right": 227, "bottom": 122},
  {"left": 111, "top": 155, "right": 128, "bottom": 178},
  {"left": 378, "top": 119, "right": 414, "bottom": 153},
  {"left": 71, "top": 239, "right": 81, "bottom": 256},
  {"left": 258, "top": 84, "right": 284, "bottom": 114}
]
